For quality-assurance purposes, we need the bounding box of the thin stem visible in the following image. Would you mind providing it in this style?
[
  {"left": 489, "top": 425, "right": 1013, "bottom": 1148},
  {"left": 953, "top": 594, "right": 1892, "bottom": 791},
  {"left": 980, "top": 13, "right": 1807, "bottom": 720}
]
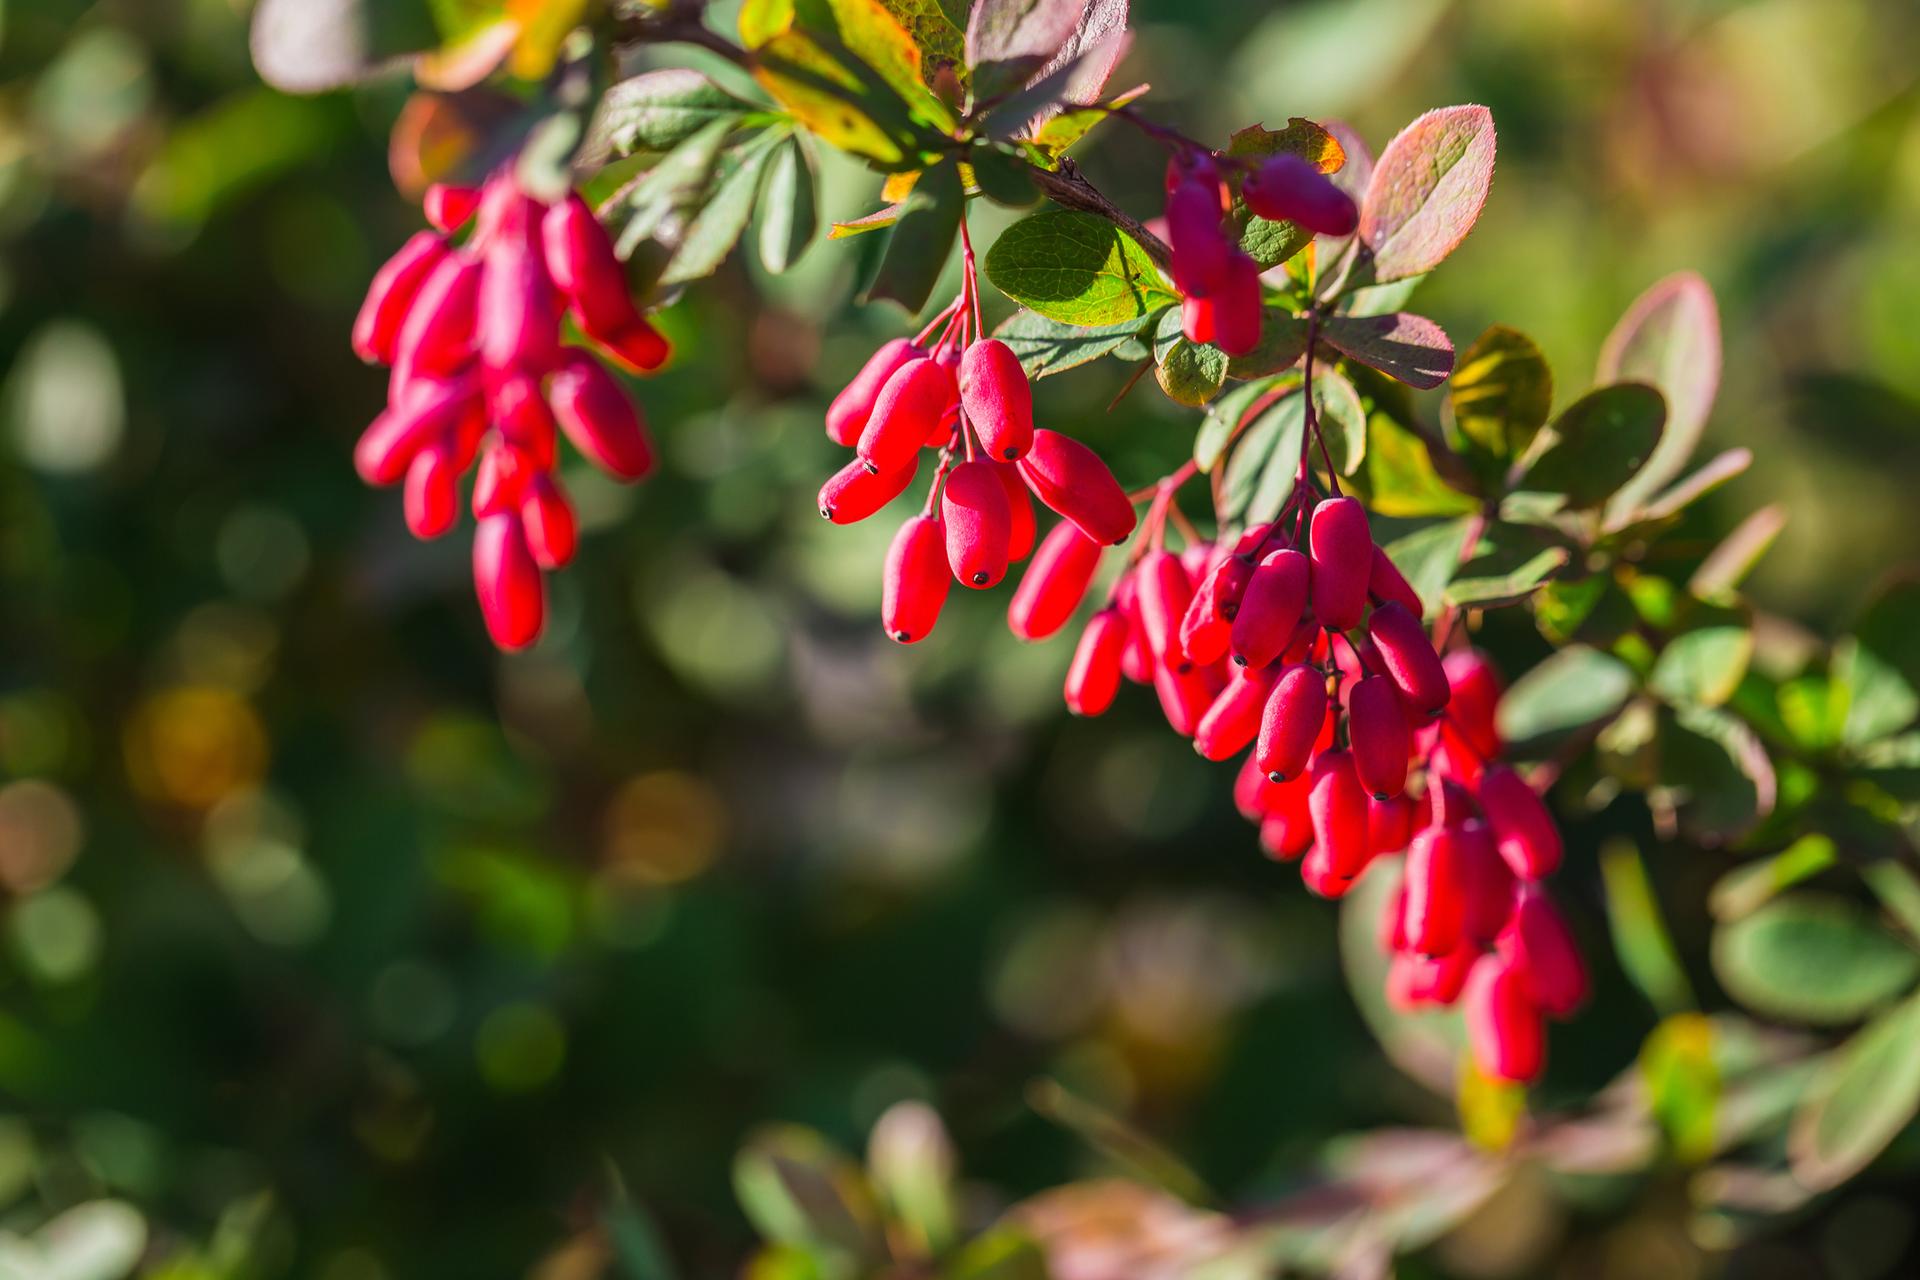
[{"left": 1028, "top": 159, "right": 1173, "bottom": 268}]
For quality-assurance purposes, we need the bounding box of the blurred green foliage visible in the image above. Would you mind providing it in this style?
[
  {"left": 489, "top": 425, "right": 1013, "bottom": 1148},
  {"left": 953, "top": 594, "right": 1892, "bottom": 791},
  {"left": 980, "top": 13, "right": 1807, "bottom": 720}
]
[{"left": 2, "top": 0, "right": 1919, "bottom": 1277}]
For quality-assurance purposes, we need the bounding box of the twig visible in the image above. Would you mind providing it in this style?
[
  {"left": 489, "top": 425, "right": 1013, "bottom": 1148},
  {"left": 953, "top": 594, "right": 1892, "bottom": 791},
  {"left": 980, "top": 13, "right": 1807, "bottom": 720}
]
[{"left": 1028, "top": 158, "right": 1173, "bottom": 267}]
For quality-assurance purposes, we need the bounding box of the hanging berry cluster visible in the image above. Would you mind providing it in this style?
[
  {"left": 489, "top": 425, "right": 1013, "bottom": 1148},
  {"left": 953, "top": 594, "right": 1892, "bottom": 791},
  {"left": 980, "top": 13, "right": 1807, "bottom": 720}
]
[{"left": 351, "top": 173, "right": 669, "bottom": 649}]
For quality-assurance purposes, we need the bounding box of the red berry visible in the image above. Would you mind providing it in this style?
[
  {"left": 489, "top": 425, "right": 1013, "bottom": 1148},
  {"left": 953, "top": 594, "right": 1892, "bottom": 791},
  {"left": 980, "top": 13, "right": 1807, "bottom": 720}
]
[
  {"left": 403, "top": 444, "right": 457, "bottom": 539},
  {"left": 489, "top": 373, "right": 557, "bottom": 470},
  {"left": 1255, "top": 663, "right": 1327, "bottom": 783},
  {"left": 1178, "top": 579, "right": 1231, "bottom": 667},
  {"left": 1065, "top": 608, "right": 1128, "bottom": 716},
  {"left": 818, "top": 454, "right": 918, "bottom": 525},
  {"left": 1299, "top": 841, "right": 1357, "bottom": 898},
  {"left": 1194, "top": 665, "right": 1275, "bottom": 761},
  {"left": 1444, "top": 649, "right": 1505, "bottom": 761},
  {"left": 1475, "top": 764, "right": 1564, "bottom": 879},
  {"left": 1403, "top": 825, "right": 1467, "bottom": 957},
  {"left": 996, "top": 463, "right": 1036, "bottom": 561},
  {"left": 1464, "top": 954, "right": 1546, "bottom": 1083},
  {"left": 541, "top": 194, "right": 669, "bottom": 374},
  {"left": 423, "top": 183, "right": 481, "bottom": 233},
  {"left": 1230, "top": 548, "right": 1309, "bottom": 668},
  {"left": 882, "top": 515, "right": 951, "bottom": 643},
  {"left": 860, "top": 357, "right": 956, "bottom": 475},
  {"left": 1211, "top": 252, "right": 1264, "bottom": 357},
  {"left": 478, "top": 240, "right": 561, "bottom": 376},
  {"left": 959, "top": 339, "right": 1035, "bottom": 461},
  {"left": 1368, "top": 792, "right": 1418, "bottom": 856},
  {"left": 1501, "top": 888, "right": 1588, "bottom": 1018},
  {"left": 1181, "top": 293, "right": 1217, "bottom": 346},
  {"left": 826, "top": 338, "right": 923, "bottom": 447},
  {"left": 1387, "top": 947, "right": 1476, "bottom": 1011},
  {"left": 1260, "top": 810, "right": 1314, "bottom": 863},
  {"left": 1017, "top": 430, "right": 1138, "bottom": 546},
  {"left": 1457, "top": 821, "right": 1516, "bottom": 945},
  {"left": 1136, "top": 551, "right": 1195, "bottom": 666},
  {"left": 354, "top": 376, "right": 480, "bottom": 486},
  {"left": 549, "top": 348, "right": 655, "bottom": 480},
  {"left": 1367, "top": 602, "right": 1450, "bottom": 719},
  {"left": 1367, "top": 544, "right": 1423, "bottom": 616},
  {"left": 1008, "top": 520, "right": 1102, "bottom": 641},
  {"left": 473, "top": 511, "right": 544, "bottom": 651},
  {"left": 1153, "top": 659, "right": 1214, "bottom": 738},
  {"left": 1241, "top": 153, "right": 1358, "bottom": 238},
  {"left": 941, "top": 460, "right": 1013, "bottom": 588},
  {"left": 1166, "top": 178, "right": 1232, "bottom": 295},
  {"left": 390, "top": 253, "right": 481, "bottom": 385},
  {"left": 1308, "top": 749, "right": 1372, "bottom": 880},
  {"left": 353, "top": 232, "right": 448, "bottom": 365},
  {"left": 1308, "top": 497, "right": 1371, "bottom": 632},
  {"left": 521, "top": 474, "right": 577, "bottom": 570},
  {"left": 1348, "top": 675, "right": 1412, "bottom": 800}
]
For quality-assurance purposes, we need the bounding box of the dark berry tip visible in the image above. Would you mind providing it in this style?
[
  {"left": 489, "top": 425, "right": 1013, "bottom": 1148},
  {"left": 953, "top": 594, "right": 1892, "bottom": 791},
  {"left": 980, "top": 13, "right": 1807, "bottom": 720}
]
[
  {"left": 1267, "top": 771, "right": 1286, "bottom": 784},
  {"left": 819, "top": 506, "right": 834, "bottom": 519},
  {"left": 893, "top": 630, "right": 911, "bottom": 642},
  {"left": 971, "top": 572, "right": 989, "bottom": 585},
  {"left": 1232, "top": 654, "right": 1247, "bottom": 666},
  {"left": 861, "top": 461, "right": 879, "bottom": 475}
]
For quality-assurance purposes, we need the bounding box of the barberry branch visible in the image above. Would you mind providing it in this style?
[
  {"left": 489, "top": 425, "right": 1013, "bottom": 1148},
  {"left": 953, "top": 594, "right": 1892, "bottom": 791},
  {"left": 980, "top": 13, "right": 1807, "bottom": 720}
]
[{"left": 1028, "top": 159, "right": 1174, "bottom": 267}]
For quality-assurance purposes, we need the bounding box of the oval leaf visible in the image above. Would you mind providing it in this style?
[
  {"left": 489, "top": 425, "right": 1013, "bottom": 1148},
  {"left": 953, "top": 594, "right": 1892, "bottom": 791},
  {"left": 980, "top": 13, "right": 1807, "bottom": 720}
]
[
  {"left": 1498, "top": 645, "right": 1636, "bottom": 745},
  {"left": 1599, "top": 272, "right": 1722, "bottom": 518},
  {"left": 758, "top": 134, "right": 819, "bottom": 274},
  {"left": 1447, "top": 325, "right": 1551, "bottom": 484},
  {"left": 1714, "top": 894, "right": 1920, "bottom": 1026},
  {"left": 1360, "top": 104, "right": 1496, "bottom": 283},
  {"left": 1791, "top": 991, "right": 1920, "bottom": 1190},
  {"left": 1517, "top": 383, "right": 1666, "bottom": 510},
  {"left": 984, "top": 208, "right": 1175, "bottom": 326},
  {"left": 592, "top": 69, "right": 755, "bottom": 158},
  {"left": 1320, "top": 312, "right": 1454, "bottom": 390}
]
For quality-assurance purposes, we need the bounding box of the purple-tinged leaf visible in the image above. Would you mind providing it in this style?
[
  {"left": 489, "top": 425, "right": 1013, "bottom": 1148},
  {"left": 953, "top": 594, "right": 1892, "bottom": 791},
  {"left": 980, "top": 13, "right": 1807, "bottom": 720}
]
[
  {"left": 251, "top": 0, "right": 438, "bottom": 93},
  {"left": 1323, "top": 120, "right": 1374, "bottom": 203},
  {"left": 1691, "top": 504, "right": 1785, "bottom": 600},
  {"left": 1320, "top": 313, "right": 1454, "bottom": 390},
  {"left": 1638, "top": 447, "right": 1751, "bottom": 523},
  {"left": 967, "top": 0, "right": 1093, "bottom": 69},
  {"left": 1599, "top": 271, "right": 1722, "bottom": 517},
  {"left": 1359, "top": 105, "right": 1496, "bottom": 283},
  {"left": 1034, "top": 0, "right": 1129, "bottom": 109}
]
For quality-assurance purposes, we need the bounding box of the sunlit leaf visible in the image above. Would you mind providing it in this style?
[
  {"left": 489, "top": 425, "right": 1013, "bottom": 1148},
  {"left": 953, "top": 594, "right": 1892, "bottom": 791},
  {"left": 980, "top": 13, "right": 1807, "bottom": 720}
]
[
  {"left": 758, "top": 134, "right": 820, "bottom": 274},
  {"left": 1709, "top": 834, "right": 1838, "bottom": 922},
  {"left": 1599, "top": 271, "right": 1722, "bottom": 519},
  {"left": 984, "top": 209, "right": 1175, "bottom": 326},
  {"left": 992, "top": 308, "right": 1155, "bottom": 378},
  {"left": 1152, "top": 306, "right": 1227, "bottom": 407},
  {"left": 593, "top": 69, "right": 756, "bottom": 157},
  {"left": 1319, "top": 313, "right": 1453, "bottom": 389},
  {"left": 1359, "top": 104, "right": 1496, "bottom": 283},
  {"left": 1834, "top": 576, "right": 1920, "bottom": 747},
  {"left": 1445, "top": 325, "right": 1551, "bottom": 488},
  {"left": 1640, "top": 1013, "right": 1719, "bottom": 1163},
  {"left": 1499, "top": 646, "right": 1635, "bottom": 746},
  {"left": 1601, "top": 838, "right": 1696, "bottom": 1016}
]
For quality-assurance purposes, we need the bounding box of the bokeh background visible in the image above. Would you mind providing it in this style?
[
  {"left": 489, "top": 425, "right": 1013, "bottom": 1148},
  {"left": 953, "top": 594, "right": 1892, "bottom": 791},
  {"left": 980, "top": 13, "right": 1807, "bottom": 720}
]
[{"left": 2, "top": 0, "right": 1919, "bottom": 1275}]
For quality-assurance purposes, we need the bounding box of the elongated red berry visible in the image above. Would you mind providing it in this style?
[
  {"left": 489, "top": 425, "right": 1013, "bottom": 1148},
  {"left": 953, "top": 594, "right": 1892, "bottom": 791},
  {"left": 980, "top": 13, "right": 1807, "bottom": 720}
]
[
  {"left": 1476, "top": 765, "right": 1563, "bottom": 879},
  {"left": 521, "top": 474, "right": 577, "bottom": 570},
  {"left": 478, "top": 241, "right": 561, "bottom": 375},
  {"left": 1136, "top": 551, "right": 1194, "bottom": 666},
  {"left": 996, "top": 463, "right": 1036, "bottom": 561},
  {"left": 1178, "top": 582, "right": 1231, "bottom": 667},
  {"left": 826, "top": 338, "right": 923, "bottom": 447},
  {"left": 1403, "top": 825, "right": 1467, "bottom": 957},
  {"left": 1194, "top": 666, "right": 1275, "bottom": 761},
  {"left": 1308, "top": 497, "right": 1371, "bottom": 632},
  {"left": 1368, "top": 544, "right": 1423, "bottom": 616},
  {"left": 1153, "top": 659, "right": 1213, "bottom": 738},
  {"left": 354, "top": 232, "right": 448, "bottom": 365},
  {"left": 959, "top": 339, "right": 1034, "bottom": 461},
  {"left": 1457, "top": 821, "right": 1515, "bottom": 944},
  {"left": 1387, "top": 947, "right": 1476, "bottom": 1011},
  {"left": 941, "top": 460, "right": 1012, "bottom": 588},
  {"left": 1115, "top": 573, "right": 1151, "bottom": 685},
  {"left": 473, "top": 511, "right": 544, "bottom": 650},
  {"left": 1166, "top": 177, "right": 1231, "bottom": 296},
  {"left": 1348, "top": 676, "right": 1412, "bottom": 800},
  {"left": 1182, "top": 293, "right": 1216, "bottom": 346},
  {"left": 1367, "top": 602, "right": 1450, "bottom": 719},
  {"left": 403, "top": 445, "right": 457, "bottom": 539},
  {"left": 1212, "top": 252, "right": 1263, "bottom": 357},
  {"left": 1017, "top": 430, "right": 1137, "bottom": 546},
  {"left": 1230, "top": 548, "right": 1309, "bottom": 669},
  {"left": 391, "top": 253, "right": 481, "bottom": 385},
  {"left": 1241, "top": 153, "right": 1358, "bottom": 237},
  {"left": 1255, "top": 663, "right": 1327, "bottom": 782},
  {"left": 541, "top": 194, "right": 669, "bottom": 374},
  {"left": 860, "top": 357, "right": 955, "bottom": 474},
  {"left": 818, "top": 454, "right": 917, "bottom": 525},
  {"left": 1065, "top": 608, "right": 1128, "bottom": 716},
  {"left": 1464, "top": 955, "right": 1545, "bottom": 1083},
  {"left": 424, "top": 183, "right": 481, "bottom": 232},
  {"left": 1308, "top": 749, "right": 1371, "bottom": 880},
  {"left": 471, "top": 440, "right": 532, "bottom": 518},
  {"left": 1444, "top": 648, "right": 1505, "bottom": 762},
  {"left": 1008, "top": 520, "right": 1102, "bottom": 641},
  {"left": 1501, "top": 888, "right": 1588, "bottom": 1018},
  {"left": 354, "top": 376, "right": 479, "bottom": 486},
  {"left": 549, "top": 349, "right": 654, "bottom": 480},
  {"left": 1209, "top": 542, "right": 1261, "bottom": 621},
  {"left": 1260, "top": 809, "right": 1314, "bottom": 862},
  {"left": 1368, "top": 793, "right": 1417, "bottom": 856},
  {"left": 883, "top": 515, "right": 951, "bottom": 643}
]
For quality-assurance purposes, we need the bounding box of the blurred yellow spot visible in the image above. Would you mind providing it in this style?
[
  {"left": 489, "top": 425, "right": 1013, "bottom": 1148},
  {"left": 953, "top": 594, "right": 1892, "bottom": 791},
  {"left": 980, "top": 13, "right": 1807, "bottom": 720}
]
[
  {"left": 0, "top": 779, "right": 83, "bottom": 893},
  {"left": 475, "top": 1002, "right": 566, "bottom": 1093},
  {"left": 1457, "top": 1051, "right": 1528, "bottom": 1152},
  {"left": 602, "top": 771, "right": 724, "bottom": 886},
  {"left": 124, "top": 686, "right": 267, "bottom": 811}
]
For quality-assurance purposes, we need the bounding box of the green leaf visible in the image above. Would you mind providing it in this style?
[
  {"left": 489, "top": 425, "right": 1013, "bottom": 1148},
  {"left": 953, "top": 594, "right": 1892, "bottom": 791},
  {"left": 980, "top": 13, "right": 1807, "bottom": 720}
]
[
  {"left": 1224, "top": 119, "right": 1346, "bottom": 270},
  {"left": 1790, "top": 989, "right": 1920, "bottom": 1190},
  {"left": 1835, "top": 576, "right": 1920, "bottom": 747},
  {"left": 1864, "top": 862, "right": 1920, "bottom": 948},
  {"left": 1601, "top": 838, "right": 1696, "bottom": 1016},
  {"left": 1446, "top": 325, "right": 1551, "bottom": 488},
  {"left": 614, "top": 117, "right": 737, "bottom": 258},
  {"left": 1351, "top": 412, "right": 1480, "bottom": 519},
  {"left": 1358, "top": 104, "right": 1496, "bottom": 283},
  {"left": 968, "top": 147, "right": 1040, "bottom": 207},
  {"left": 876, "top": 0, "right": 968, "bottom": 88},
  {"left": 1319, "top": 313, "right": 1454, "bottom": 390},
  {"left": 1656, "top": 703, "right": 1777, "bottom": 843},
  {"left": 1710, "top": 835, "right": 1839, "bottom": 923},
  {"left": 1689, "top": 502, "right": 1784, "bottom": 599},
  {"left": 1599, "top": 272, "right": 1722, "bottom": 520},
  {"left": 944, "top": 1229, "right": 1050, "bottom": 1280},
  {"left": 606, "top": 1195, "right": 683, "bottom": 1280},
  {"left": 1223, "top": 311, "right": 1311, "bottom": 379},
  {"left": 823, "top": 0, "right": 959, "bottom": 132},
  {"left": 984, "top": 209, "right": 1175, "bottom": 326},
  {"left": 757, "top": 134, "right": 820, "bottom": 274},
  {"left": 1535, "top": 575, "right": 1634, "bottom": 649},
  {"left": 741, "top": 1, "right": 937, "bottom": 168},
  {"left": 1515, "top": 383, "right": 1666, "bottom": 510},
  {"left": 864, "top": 158, "right": 963, "bottom": 312},
  {"left": 1220, "top": 388, "right": 1305, "bottom": 526},
  {"left": 1309, "top": 368, "right": 1367, "bottom": 477},
  {"left": 1650, "top": 622, "right": 1754, "bottom": 709},
  {"left": 733, "top": 1125, "right": 884, "bottom": 1266},
  {"left": 829, "top": 202, "right": 908, "bottom": 239},
  {"left": 593, "top": 69, "right": 756, "bottom": 157},
  {"left": 866, "top": 1102, "right": 957, "bottom": 1255},
  {"left": 992, "top": 308, "right": 1153, "bottom": 379},
  {"left": 250, "top": 0, "right": 439, "bottom": 93},
  {"left": 1640, "top": 1013, "right": 1719, "bottom": 1163},
  {"left": 1713, "top": 893, "right": 1920, "bottom": 1026},
  {"left": 1194, "top": 377, "right": 1281, "bottom": 471},
  {"left": 660, "top": 132, "right": 783, "bottom": 286},
  {"left": 1443, "top": 547, "right": 1567, "bottom": 609},
  {"left": 977, "top": 27, "right": 1129, "bottom": 141},
  {"left": 1026, "top": 1079, "right": 1214, "bottom": 1205},
  {"left": 1152, "top": 305, "right": 1227, "bottom": 407},
  {"left": 1383, "top": 518, "right": 1474, "bottom": 620},
  {"left": 1499, "top": 646, "right": 1636, "bottom": 745},
  {"left": 1029, "top": 82, "right": 1148, "bottom": 162}
]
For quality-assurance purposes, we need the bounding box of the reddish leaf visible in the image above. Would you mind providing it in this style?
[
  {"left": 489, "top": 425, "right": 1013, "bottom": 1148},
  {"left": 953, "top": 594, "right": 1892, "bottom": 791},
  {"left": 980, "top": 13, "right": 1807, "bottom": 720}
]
[
  {"left": 1598, "top": 271, "right": 1722, "bottom": 515},
  {"left": 1320, "top": 313, "right": 1454, "bottom": 390},
  {"left": 1360, "top": 105, "right": 1496, "bottom": 283}
]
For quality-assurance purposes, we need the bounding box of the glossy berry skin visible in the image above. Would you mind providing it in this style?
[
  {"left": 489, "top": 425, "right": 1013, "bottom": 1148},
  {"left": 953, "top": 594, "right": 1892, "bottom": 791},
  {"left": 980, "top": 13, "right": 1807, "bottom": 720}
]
[
  {"left": 1181, "top": 293, "right": 1216, "bottom": 346},
  {"left": 1308, "top": 749, "right": 1372, "bottom": 880},
  {"left": 1018, "top": 430, "right": 1138, "bottom": 545},
  {"left": 1387, "top": 947, "right": 1476, "bottom": 1011},
  {"left": 1308, "top": 497, "right": 1372, "bottom": 632},
  {"left": 423, "top": 183, "right": 480, "bottom": 232},
  {"left": 1476, "top": 764, "right": 1564, "bottom": 879},
  {"left": 996, "top": 463, "right": 1036, "bottom": 561},
  {"left": 1464, "top": 954, "right": 1546, "bottom": 1083},
  {"left": 1457, "top": 821, "right": 1515, "bottom": 945},
  {"left": 549, "top": 349, "right": 655, "bottom": 480},
  {"left": 1211, "top": 252, "right": 1264, "bottom": 357},
  {"left": 522, "top": 474, "right": 577, "bottom": 569},
  {"left": 1166, "top": 176, "right": 1232, "bottom": 296},
  {"left": 1368, "top": 793, "right": 1418, "bottom": 856},
  {"left": 354, "top": 232, "right": 447, "bottom": 364},
  {"left": 959, "top": 339, "right": 1035, "bottom": 461},
  {"left": 1136, "top": 551, "right": 1195, "bottom": 666},
  {"left": 1367, "top": 602, "right": 1450, "bottom": 719},
  {"left": 827, "top": 338, "right": 923, "bottom": 446},
  {"left": 473, "top": 512, "right": 544, "bottom": 651},
  {"left": 1256, "top": 664, "right": 1328, "bottom": 783},
  {"left": 1348, "top": 676, "right": 1412, "bottom": 800},
  {"left": 391, "top": 254, "right": 481, "bottom": 386},
  {"left": 540, "top": 193, "right": 667, "bottom": 374},
  {"left": 403, "top": 445, "right": 458, "bottom": 539},
  {"left": 355, "top": 377, "right": 480, "bottom": 486},
  {"left": 1443, "top": 649, "right": 1505, "bottom": 761},
  {"left": 1178, "top": 584, "right": 1231, "bottom": 667},
  {"left": 941, "top": 460, "right": 1013, "bottom": 588},
  {"left": 1194, "top": 666, "right": 1275, "bottom": 761},
  {"left": 1501, "top": 888, "right": 1588, "bottom": 1018},
  {"left": 860, "top": 357, "right": 956, "bottom": 475},
  {"left": 883, "top": 515, "right": 951, "bottom": 643},
  {"left": 819, "top": 455, "right": 918, "bottom": 525},
  {"left": 1153, "top": 659, "right": 1215, "bottom": 738},
  {"left": 1402, "top": 825, "right": 1467, "bottom": 957},
  {"left": 1241, "top": 153, "right": 1359, "bottom": 237},
  {"left": 1065, "top": 608, "right": 1128, "bottom": 716},
  {"left": 1008, "top": 520, "right": 1102, "bottom": 641},
  {"left": 1230, "top": 548, "right": 1309, "bottom": 669},
  {"left": 1368, "top": 544, "right": 1423, "bottom": 616}
]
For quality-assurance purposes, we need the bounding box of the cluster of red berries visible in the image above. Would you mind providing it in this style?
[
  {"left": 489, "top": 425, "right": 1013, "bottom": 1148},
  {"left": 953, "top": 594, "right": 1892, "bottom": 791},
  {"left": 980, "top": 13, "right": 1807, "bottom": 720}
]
[
  {"left": 351, "top": 173, "right": 669, "bottom": 649},
  {"left": 1164, "top": 150, "right": 1357, "bottom": 357},
  {"left": 820, "top": 258, "right": 1137, "bottom": 643}
]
